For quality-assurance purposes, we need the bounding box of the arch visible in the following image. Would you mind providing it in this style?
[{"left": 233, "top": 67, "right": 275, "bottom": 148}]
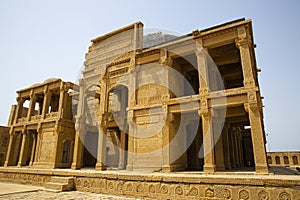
[
  {"left": 283, "top": 156, "right": 289, "bottom": 165},
  {"left": 267, "top": 156, "right": 272, "bottom": 164},
  {"left": 292, "top": 156, "right": 298, "bottom": 165},
  {"left": 275, "top": 156, "right": 280, "bottom": 165}
]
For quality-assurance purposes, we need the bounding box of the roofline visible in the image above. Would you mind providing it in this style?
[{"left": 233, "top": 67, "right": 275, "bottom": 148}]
[
  {"left": 91, "top": 21, "right": 144, "bottom": 43},
  {"left": 143, "top": 18, "right": 250, "bottom": 49}
]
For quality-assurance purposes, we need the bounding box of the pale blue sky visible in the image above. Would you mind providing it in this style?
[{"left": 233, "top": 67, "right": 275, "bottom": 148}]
[{"left": 0, "top": 0, "right": 299, "bottom": 151}]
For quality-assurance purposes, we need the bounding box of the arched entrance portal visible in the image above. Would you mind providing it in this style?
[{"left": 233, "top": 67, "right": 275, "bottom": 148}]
[{"left": 106, "top": 85, "right": 129, "bottom": 170}]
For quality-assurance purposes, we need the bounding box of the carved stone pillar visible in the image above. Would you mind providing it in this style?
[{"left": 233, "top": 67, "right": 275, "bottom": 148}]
[
  {"left": 245, "top": 103, "right": 269, "bottom": 174},
  {"left": 71, "top": 79, "right": 86, "bottom": 170},
  {"left": 162, "top": 109, "right": 174, "bottom": 172},
  {"left": 118, "top": 130, "right": 126, "bottom": 169},
  {"left": 126, "top": 110, "right": 134, "bottom": 171},
  {"left": 27, "top": 90, "right": 36, "bottom": 121},
  {"left": 228, "top": 126, "right": 236, "bottom": 168},
  {"left": 17, "top": 130, "right": 28, "bottom": 167},
  {"left": 195, "top": 46, "right": 210, "bottom": 96},
  {"left": 200, "top": 108, "right": 216, "bottom": 173},
  {"left": 95, "top": 114, "right": 108, "bottom": 171},
  {"left": 236, "top": 26, "right": 256, "bottom": 89},
  {"left": 214, "top": 113, "right": 225, "bottom": 171},
  {"left": 42, "top": 86, "right": 51, "bottom": 119},
  {"left": 222, "top": 123, "right": 231, "bottom": 169},
  {"left": 4, "top": 130, "right": 15, "bottom": 167},
  {"left": 29, "top": 132, "right": 37, "bottom": 166},
  {"left": 71, "top": 121, "right": 85, "bottom": 169},
  {"left": 58, "top": 82, "right": 67, "bottom": 119},
  {"left": 14, "top": 97, "right": 25, "bottom": 124}
]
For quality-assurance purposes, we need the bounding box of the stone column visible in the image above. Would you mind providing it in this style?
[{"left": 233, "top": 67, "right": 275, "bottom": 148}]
[
  {"left": 214, "top": 113, "right": 225, "bottom": 171},
  {"left": 14, "top": 97, "right": 24, "bottom": 124},
  {"left": 118, "top": 130, "right": 126, "bottom": 169},
  {"left": 195, "top": 46, "right": 210, "bottom": 96},
  {"left": 222, "top": 123, "right": 231, "bottom": 169},
  {"left": 162, "top": 110, "right": 174, "bottom": 172},
  {"left": 58, "top": 82, "right": 67, "bottom": 119},
  {"left": 200, "top": 108, "right": 216, "bottom": 173},
  {"left": 27, "top": 90, "right": 36, "bottom": 121},
  {"left": 71, "top": 79, "right": 86, "bottom": 169},
  {"left": 42, "top": 87, "right": 51, "bottom": 119},
  {"left": 4, "top": 131, "right": 15, "bottom": 167},
  {"left": 245, "top": 103, "right": 269, "bottom": 174},
  {"left": 126, "top": 110, "right": 135, "bottom": 171},
  {"left": 29, "top": 132, "right": 37, "bottom": 166},
  {"left": 228, "top": 127, "right": 236, "bottom": 168},
  {"left": 236, "top": 25, "right": 268, "bottom": 174},
  {"left": 95, "top": 115, "right": 107, "bottom": 170},
  {"left": 17, "top": 130, "right": 28, "bottom": 167}
]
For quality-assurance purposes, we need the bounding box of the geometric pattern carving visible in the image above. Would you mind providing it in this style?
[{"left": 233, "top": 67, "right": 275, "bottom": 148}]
[
  {"left": 149, "top": 184, "right": 155, "bottom": 193},
  {"left": 205, "top": 188, "right": 214, "bottom": 197},
  {"left": 258, "top": 190, "right": 269, "bottom": 200},
  {"left": 239, "top": 189, "right": 249, "bottom": 200},
  {"left": 222, "top": 188, "right": 231, "bottom": 199},
  {"left": 175, "top": 185, "right": 183, "bottom": 195},
  {"left": 279, "top": 192, "right": 291, "bottom": 200},
  {"left": 187, "top": 187, "right": 198, "bottom": 196},
  {"left": 160, "top": 184, "right": 168, "bottom": 194}
]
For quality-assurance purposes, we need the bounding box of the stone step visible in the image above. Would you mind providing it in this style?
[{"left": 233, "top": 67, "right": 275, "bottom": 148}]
[
  {"left": 50, "top": 176, "right": 74, "bottom": 184},
  {"left": 44, "top": 176, "right": 74, "bottom": 192},
  {"left": 44, "top": 182, "right": 73, "bottom": 191}
]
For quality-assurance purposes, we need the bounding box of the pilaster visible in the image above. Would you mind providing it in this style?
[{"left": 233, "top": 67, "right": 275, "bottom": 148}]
[
  {"left": 244, "top": 103, "right": 269, "bottom": 174},
  {"left": 200, "top": 108, "right": 216, "bottom": 173}
]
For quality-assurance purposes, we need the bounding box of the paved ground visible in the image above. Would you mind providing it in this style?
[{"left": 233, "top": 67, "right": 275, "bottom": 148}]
[{"left": 0, "top": 182, "right": 139, "bottom": 200}]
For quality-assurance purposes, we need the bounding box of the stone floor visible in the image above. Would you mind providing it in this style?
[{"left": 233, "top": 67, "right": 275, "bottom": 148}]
[
  {"left": 0, "top": 191, "right": 140, "bottom": 200},
  {"left": 0, "top": 182, "right": 139, "bottom": 200}
]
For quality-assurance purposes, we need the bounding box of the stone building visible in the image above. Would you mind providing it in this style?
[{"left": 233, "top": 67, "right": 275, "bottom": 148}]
[
  {"left": 267, "top": 151, "right": 300, "bottom": 168},
  {"left": 0, "top": 126, "right": 9, "bottom": 166},
  {"left": 2, "top": 19, "right": 300, "bottom": 200},
  {"left": 4, "top": 78, "right": 78, "bottom": 168},
  {"left": 71, "top": 18, "right": 269, "bottom": 174}
]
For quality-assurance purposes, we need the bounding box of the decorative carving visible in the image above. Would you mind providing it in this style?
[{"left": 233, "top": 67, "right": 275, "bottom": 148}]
[
  {"left": 279, "top": 192, "right": 291, "bottom": 200},
  {"left": 149, "top": 184, "right": 156, "bottom": 193},
  {"left": 239, "top": 189, "right": 249, "bottom": 200},
  {"left": 160, "top": 185, "right": 168, "bottom": 194},
  {"left": 126, "top": 183, "right": 133, "bottom": 191},
  {"left": 223, "top": 188, "right": 231, "bottom": 199},
  {"left": 205, "top": 188, "right": 214, "bottom": 197},
  {"left": 202, "top": 27, "right": 236, "bottom": 40},
  {"left": 117, "top": 182, "right": 123, "bottom": 191},
  {"left": 108, "top": 181, "right": 114, "bottom": 190},
  {"left": 136, "top": 183, "right": 144, "bottom": 192},
  {"left": 187, "top": 187, "right": 198, "bottom": 196},
  {"left": 175, "top": 186, "right": 183, "bottom": 195},
  {"left": 258, "top": 190, "right": 269, "bottom": 200}
]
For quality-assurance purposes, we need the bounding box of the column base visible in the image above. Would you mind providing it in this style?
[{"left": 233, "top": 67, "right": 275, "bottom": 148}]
[
  {"left": 4, "top": 161, "right": 8, "bottom": 167},
  {"left": 118, "top": 163, "right": 125, "bottom": 170},
  {"left": 255, "top": 164, "right": 269, "bottom": 174},
  {"left": 162, "top": 165, "right": 185, "bottom": 172},
  {"left": 126, "top": 165, "right": 133, "bottom": 171},
  {"left": 95, "top": 162, "right": 106, "bottom": 171},
  {"left": 71, "top": 162, "right": 82, "bottom": 170},
  {"left": 216, "top": 164, "right": 225, "bottom": 171},
  {"left": 203, "top": 164, "right": 216, "bottom": 174}
]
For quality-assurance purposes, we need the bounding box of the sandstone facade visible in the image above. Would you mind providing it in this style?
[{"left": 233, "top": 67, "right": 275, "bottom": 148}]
[
  {"left": 4, "top": 78, "right": 78, "bottom": 168},
  {"left": 0, "top": 126, "right": 9, "bottom": 166}
]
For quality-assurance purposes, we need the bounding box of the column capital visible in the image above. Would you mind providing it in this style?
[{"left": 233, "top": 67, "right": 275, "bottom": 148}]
[
  {"left": 60, "top": 82, "right": 67, "bottom": 92},
  {"left": 78, "top": 78, "right": 85, "bottom": 87}
]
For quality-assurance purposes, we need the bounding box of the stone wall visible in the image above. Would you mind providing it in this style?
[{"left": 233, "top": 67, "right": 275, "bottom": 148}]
[
  {"left": 0, "top": 126, "right": 9, "bottom": 166},
  {"left": 0, "top": 168, "right": 299, "bottom": 199}
]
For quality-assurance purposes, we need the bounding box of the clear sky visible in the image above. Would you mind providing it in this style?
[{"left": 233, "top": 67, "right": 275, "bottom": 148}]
[{"left": 0, "top": 0, "right": 299, "bottom": 151}]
